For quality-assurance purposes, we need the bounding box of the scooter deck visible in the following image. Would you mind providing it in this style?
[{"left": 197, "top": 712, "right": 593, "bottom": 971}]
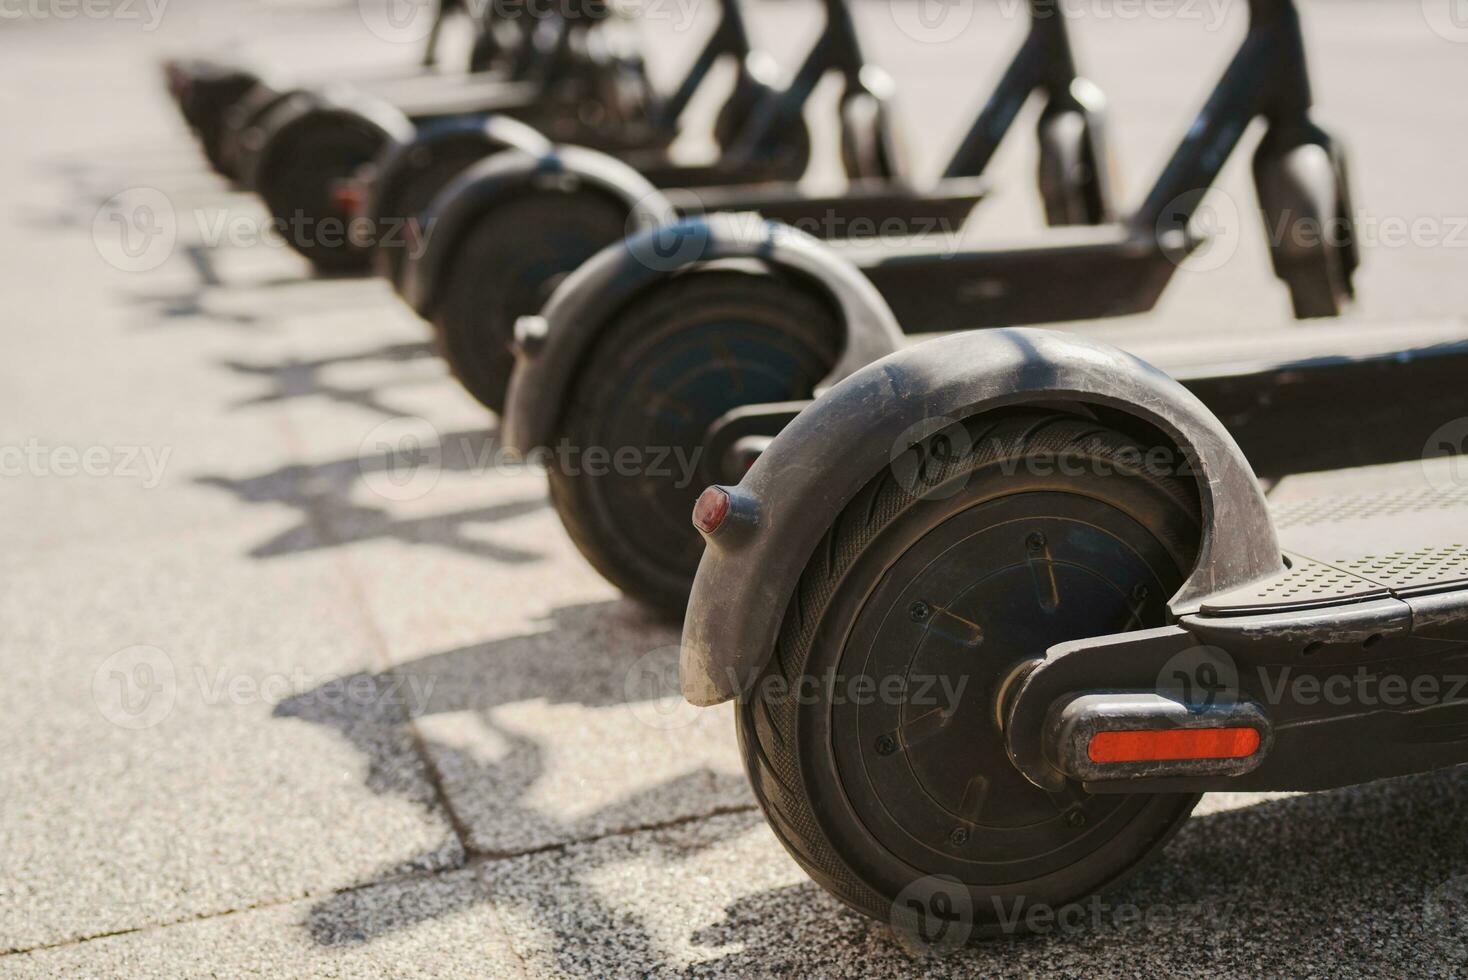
[
  {"left": 832, "top": 225, "right": 1180, "bottom": 330},
  {"left": 1203, "top": 485, "right": 1468, "bottom": 615},
  {"left": 1009, "top": 474, "right": 1468, "bottom": 797},
  {"left": 660, "top": 177, "right": 989, "bottom": 240},
  {"left": 897, "top": 317, "right": 1468, "bottom": 479},
  {"left": 390, "top": 77, "right": 544, "bottom": 118}
]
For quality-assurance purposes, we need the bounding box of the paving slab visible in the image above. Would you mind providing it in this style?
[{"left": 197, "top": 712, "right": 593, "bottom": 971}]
[
  {"left": 0, "top": 529, "right": 463, "bottom": 953},
  {"left": 477, "top": 776, "right": 1468, "bottom": 978},
  {"left": 5, "top": 0, "right": 1468, "bottom": 975},
  {"left": 0, "top": 868, "right": 525, "bottom": 980}
]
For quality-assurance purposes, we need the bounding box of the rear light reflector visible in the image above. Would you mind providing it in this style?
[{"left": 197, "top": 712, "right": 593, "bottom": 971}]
[
  {"left": 1088, "top": 727, "right": 1260, "bottom": 764},
  {"left": 331, "top": 181, "right": 365, "bottom": 217},
  {"left": 691, "top": 487, "right": 731, "bottom": 534}
]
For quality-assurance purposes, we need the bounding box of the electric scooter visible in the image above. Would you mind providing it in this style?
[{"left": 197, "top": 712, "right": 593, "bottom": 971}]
[
  {"left": 355, "top": 0, "right": 833, "bottom": 291},
  {"left": 673, "top": 323, "right": 1468, "bottom": 941},
  {"left": 230, "top": 3, "right": 694, "bottom": 271},
  {"left": 399, "top": 0, "right": 1109, "bottom": 411},
  {"left": 163, "top": 0, "right": 524, "bottom": 178},
  {"left": 495, "top": 0, "right": 1358, "bottom": 611}
]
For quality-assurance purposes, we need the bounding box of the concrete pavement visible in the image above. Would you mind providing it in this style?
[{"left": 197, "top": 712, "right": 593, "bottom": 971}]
[{"left": 2, "top": 0, "right": 1467, "bottom": 975}]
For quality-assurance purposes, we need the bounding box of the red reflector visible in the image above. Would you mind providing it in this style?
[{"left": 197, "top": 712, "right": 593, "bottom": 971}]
[
  {"left": 1088, "top": 727, "right": 1260, "bottom": 764},
  {"left": 691, "top": 487, "right": 730, "bottom": 534},
  {"left": 331, "top": 182, "right": 365, "bottom": 217}
]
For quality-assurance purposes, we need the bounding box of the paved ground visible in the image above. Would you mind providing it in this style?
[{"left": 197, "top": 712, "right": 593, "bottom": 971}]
[{"left": 2, "top": 0, "right": 1468, "bottom": 975}]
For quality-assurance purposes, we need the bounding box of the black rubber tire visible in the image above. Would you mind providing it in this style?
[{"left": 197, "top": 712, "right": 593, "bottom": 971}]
[
  {"left": 255, "top": 111, "right": 393, "bottom": 274},
  {"left": 191, "top": 75, "right": 261, "bottom": 178},
  {"left": 712, "top": 81, "right": 811, "bottom": 181},
  {"left": 737, "top": 412, "right": 1203, "bottom": 942},
  {"left": 431, "top": 188, "right": 629, "bottom": 413},
  {"left": 547, "top": 271, "right": 840, "bottom": 613},
  {"left": 370, "top": 136, "right": 507, "bottom": 288},
  {"left": 220, "top": 85, "right": 296, "bottom": 188}
]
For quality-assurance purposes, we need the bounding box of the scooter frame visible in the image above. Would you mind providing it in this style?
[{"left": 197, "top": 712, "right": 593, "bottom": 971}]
[
  {"left": 413, "top": 0, "right": 1111, "bottom": 368},
  {"left": 497, "top": 0, "right": 1351, "bottom": 466}
]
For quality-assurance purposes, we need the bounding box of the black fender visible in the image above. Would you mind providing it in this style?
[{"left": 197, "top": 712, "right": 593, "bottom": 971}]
[
  {"left": 364, "top": 114, "right": 551, "bottom": 285},
  {"left": 401, "top": 145, "right": 665, "bottom": 317},
  {"left": 678, "top": 328, "right": 1283, "bottom": 706},
  {"left": 249, "top": 85, "right": 416, "bottom": 201},
  {"left": 498, "top": 214, "right": 905, "bottom": 454},
  {"left": 1252, "top": 123, "right": 1356, "bottom": 319}
]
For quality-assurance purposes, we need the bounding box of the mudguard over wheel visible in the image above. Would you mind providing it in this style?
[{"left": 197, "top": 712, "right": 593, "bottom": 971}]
[
  {"left": 546, "top": 271, "right": 841, "bottom": 612},
  {"left": 432, "top": 188, "right": 629, "bottom": 412},
  {"left": 737, "top": 411, "right": 1202, "bottom": 941},
  {"left": 367, "top": 119, "right": 549, "bottom": 287},
  {"left": 711, "top": 78, "right": 812, "bottom": 181}
]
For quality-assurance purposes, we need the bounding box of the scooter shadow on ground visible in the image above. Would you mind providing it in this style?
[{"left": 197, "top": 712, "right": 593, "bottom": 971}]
[
  {"left": 271, "top": 600, "right": 755, "bottom": 949},
  {"left": 218, "top": 340, "right": 436, "bottom": 416},
  {"left": 195, "top": 426, "right": 549, "bottom": 564},
  {"left": 685, "top": 768, "right": 1468, "bottom": 975},
  {"left": 271, "top": 596, "right": 1467, "bottom": 968}
]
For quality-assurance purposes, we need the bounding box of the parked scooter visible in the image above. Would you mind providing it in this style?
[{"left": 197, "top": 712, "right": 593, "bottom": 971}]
[
  {"left": 673, "top": 323, "right": 1468, "bottom": 940},
  {"left": 400, "top": 0, "right": 1109, "bottom": 411},
  {"left": 498, "top": 0, "right": 1357, "bottom": 611},
  {"left": 162, "top": 0, "right": 520, "bottom": 178}
]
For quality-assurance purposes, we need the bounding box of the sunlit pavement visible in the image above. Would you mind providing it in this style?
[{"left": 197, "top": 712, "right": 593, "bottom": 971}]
[{"left": 1, "top": 1, "right": 1466, "bottom": 975}]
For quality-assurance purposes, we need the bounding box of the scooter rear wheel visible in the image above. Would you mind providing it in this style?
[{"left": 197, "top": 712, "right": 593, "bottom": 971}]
[
  {"left": 547, "top": 270, "right": 840, "bottom": 613},
  {"left": 737, "top": 411, "right": 1201, "bottom": 943},
  {"left": 711, "top": 81, "right": 812, "bottom": 182},
  {"left": 431, "top": 188, "right": 628, "bottom": 413},
  {"left": 255, "top": 110, "right": 392, "bottom": 273}
]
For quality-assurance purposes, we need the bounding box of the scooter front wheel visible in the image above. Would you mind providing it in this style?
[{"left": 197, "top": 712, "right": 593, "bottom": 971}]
[
  {"left": 737, "top": 411, "right": 1202, "bottom": 942},
  {"left": 431, "top": 188, "right": 628, "bottom": 413},
  {"left": 546, "top": 270, "right": 840, "bottom": 613},
  {"left": 255, "top": 110, "right": 392, "bottom": 273}
]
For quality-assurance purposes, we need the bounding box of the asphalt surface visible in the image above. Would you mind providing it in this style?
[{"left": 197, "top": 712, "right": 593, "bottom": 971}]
[{"left": 2, "top": 0, "right": 1468, "bottom": 976}]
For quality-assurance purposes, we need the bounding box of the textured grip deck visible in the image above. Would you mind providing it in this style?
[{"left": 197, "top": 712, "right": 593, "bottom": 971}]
[{"left": 1199, "top": 482, "right": 1468, "bottom": 613}]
